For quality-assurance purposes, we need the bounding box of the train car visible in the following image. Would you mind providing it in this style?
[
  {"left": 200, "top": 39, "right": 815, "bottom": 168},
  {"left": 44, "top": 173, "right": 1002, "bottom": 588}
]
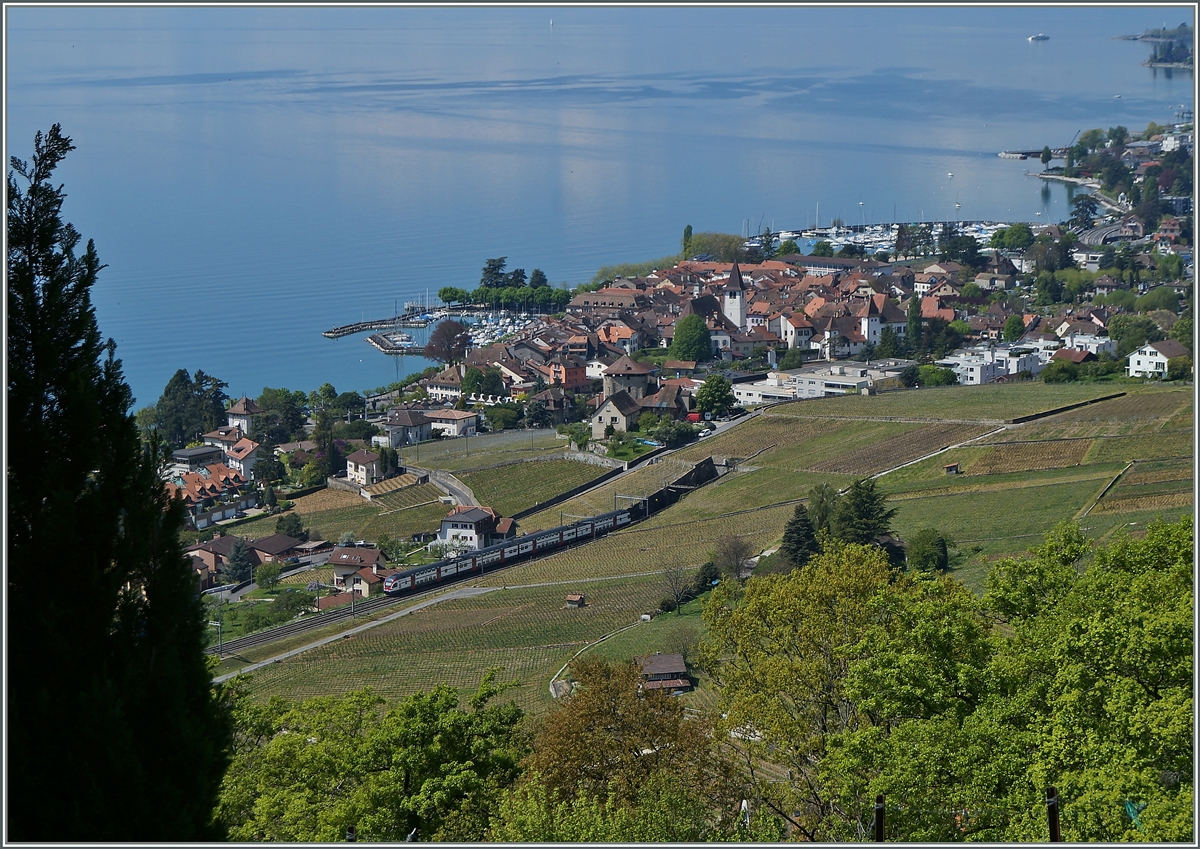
[{"left": 382, "top": 507, "right": 636, "bottom": 597}]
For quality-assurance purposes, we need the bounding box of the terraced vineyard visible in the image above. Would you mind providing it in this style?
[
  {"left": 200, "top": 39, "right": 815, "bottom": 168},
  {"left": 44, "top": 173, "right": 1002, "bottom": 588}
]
[
  {"left": 237, "top": 573, "right": 674, "bottom": 713},
  {"left": 458, "top": 459, "right": 610, "bottom": 517},
  {"left": 405, "top": 429, "right": 564, "bottom": 471},
  {"left": 372, "top": 483, "right": 445, "bottom": 510},
  {"left": 230, "top": 382, "right": 1191, "bottom": 716},
  {"left": 967, "top": 439, "right": 1094, "bottom": 475}
]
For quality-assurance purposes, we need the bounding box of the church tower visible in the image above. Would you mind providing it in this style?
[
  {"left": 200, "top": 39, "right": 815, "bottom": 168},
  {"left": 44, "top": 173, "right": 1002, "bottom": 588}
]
[{"left": 722, "top": 262, "right": 746, "bottom": 331}]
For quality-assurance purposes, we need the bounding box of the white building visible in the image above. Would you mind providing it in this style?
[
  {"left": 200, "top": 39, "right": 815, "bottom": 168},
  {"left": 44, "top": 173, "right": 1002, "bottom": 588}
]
[
  {"left": 1126, "top": 339, "right": 1191, "bottom": 378},
  {"left": 1061, "top": 332, "right": 1117, "bottom": 358},
  {"left": 732, "top": 360, "right": 914, "bottom": 405},
  {"left": 936, "top": 350, "right": 1005, "bottom": 385}
]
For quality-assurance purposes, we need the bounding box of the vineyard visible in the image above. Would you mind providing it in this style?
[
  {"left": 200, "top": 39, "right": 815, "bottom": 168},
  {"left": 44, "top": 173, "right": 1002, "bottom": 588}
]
[
  {"left": 373, "top": 483, "right": 446, "bottom": 510},
  {"left": 457, "top": 459, "right": 609, "bottom": 517},
  {"left": 236, "top": 573, "right": 677, "bottom": 713},
  {"left": 967, "top": 439, "right": 1094, "bottom": 475},
  {"left": 763, "top": 382, "right": 1117, "bottom": 423},
  {"left": 404, "top": 429, "right": 564, "bottom": 472},
  {"left": 226, "top": 382, "right": 1191, "bottom": 715}
]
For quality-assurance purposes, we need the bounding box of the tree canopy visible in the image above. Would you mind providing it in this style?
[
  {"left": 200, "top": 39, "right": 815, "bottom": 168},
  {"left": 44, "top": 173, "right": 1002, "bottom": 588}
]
[
  {"left": 668, "top": 313, "right": 712, "bottom": 362},
  {"left": 424, "top": 319, "right": 470, "bottom": 364},
  {"left": 694, "top": 374, "right": 735, "bottom": 416},
  {"left": 217, "top": 673, "right": 526, "bottom": 841},
  {"left": 7, "top": 124, "right": 232, "bottom": 840},
  {"left": 702, "top": 517, "right": 1193, "bottom": 842}
]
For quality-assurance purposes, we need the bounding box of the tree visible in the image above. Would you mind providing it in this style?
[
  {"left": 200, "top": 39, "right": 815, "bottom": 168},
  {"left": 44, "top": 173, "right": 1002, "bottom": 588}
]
[
  {"left": 276, "top": 511, "right": 307, "bottom": 541},
  {"left": 1168, "top": 315, "right": 1193, "bottom": 352},
  {"left": 874, "top": 325, "right": 903, "bottom": 358},
  {"left": 807, "top": 482, "right": 839, "bottom": 532},
  {"left": 917, "top": 364, "right": 958, "bottom": 386},
  {"left": 668, "top": 313, "right": 712, "bottom": 362},
  {"left": 1165, "top": 355, "right": 1192, "bottom": 381},
  {"left": 506, "top": 267, "right": 527, "bottom": 288},
  {"left": 226, "top": 537, "right": 256, "bottom": 583},
  {"left": 254, "top": 447, "right": 287, "bottom": 483},
  {"left": 263, "top": 484, "right": 277, "bottom": 508},
  {"left": 480, "top": 256, "right": 507, "bottom": 288},
  {"left": 712, "top": 534, "right": 753, "bottom": 577},
  {"left": 899, "top": 362, "right": 920, "bottom": 387},
  {"left": 906, "top": 302, "right": 923, "bottom": 352},
  {"left": 1068, "top": 194, "right": 1099, "bottom": 231},
  {"left": 484, "top": 403, "right": 519, "bottom": 431},
  {"left": 694, "top": 374, "right": 735, "bottom": 416},
  {"left": 810, "top": 240, "right": 834, "bottom": 257},
  {"left": 1003, "top": 314, "right": 1026, "bottom": 342},
  {"left": 1109, "top": 313, "right": 1165, "bottom": 357},
  {"left": 153, "top": 367, "right": 231, "bottom": 448},
  {"left": 256, "top": 561, "right": 282, "bottom": 589},
  {"left": 829, "top": 478, "right": 896, "bottom": 544},
  {"left": 7, "top": 125, "right": 232, "bottom": 840},
  {"left": 906, "top": 528, "right": 949, "bottom": 572},
  {"left": 778, "top": 503, "right": 818, "bottom": 569},
  {"left": 529, "top": 268, "right": 548, "bottom": 289},
  {"left": 525, "top": 400, "right": 552, "bottom": 429},
  {"left": 521, "top": 656, "right": 742, "bottom": 813},
  {"left": 681, "top": 224, "right": 693, "bottom": 257},
  {"left": 424, "top": 319, "right": 470, "bottom": 364},
  {"left": 776, "top": 238, "right": 800, "bottom": 257},
  {"left": 1040, "top": 145, "right": 1053, "bottom": 169},
  {"left": 662, "top": 564, "right": 693, "bottom": 613},
  {"left": 218, "top": 674, "right": 527, "bottom": 841}
]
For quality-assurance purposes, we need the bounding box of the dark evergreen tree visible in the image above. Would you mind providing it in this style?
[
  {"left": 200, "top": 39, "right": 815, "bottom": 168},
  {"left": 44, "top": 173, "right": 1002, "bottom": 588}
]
[
  {"left": 779, "top": 503, "right": 819, "bottom": 569},
  {"left": 276, "top": 511, "right": 307, "bottom": 541},
  {"left": 7, "top": 124, "right": 231, "bottom": 840},
  {"left": 829, "top": 479, "right": 897, "bottom": 545},
  {"left": 226, "top": 537, "right": 256, "bottom": 582}
]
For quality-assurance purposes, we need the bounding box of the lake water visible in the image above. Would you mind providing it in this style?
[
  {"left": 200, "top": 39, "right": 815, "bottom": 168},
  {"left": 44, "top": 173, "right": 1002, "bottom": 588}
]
[{"left": 6, "top": 5, "right": 1193, "bottom": 406}]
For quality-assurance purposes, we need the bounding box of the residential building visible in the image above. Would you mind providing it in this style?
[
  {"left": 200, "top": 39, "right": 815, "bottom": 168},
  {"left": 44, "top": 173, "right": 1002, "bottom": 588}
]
[
  {"left": 424, "top": 408, "right": 479, "bottom": 437},
  {"left": 1126, "top": 339, "right": 1190, "bottom": 378},
  {"left": 637, "top": 652, "right": 691, "bottom": 693},
  {"left": 226, "top": 396, "right": 264, "bottom": 434},
  {"left": 591, "top": 389, "right": 644, "bottom": 439},
  {"left": 430, "top": 505, "right": 517, "bottom": 552},
  {"left": 346, "top": 448, "right": 383, "bottom": 486}
]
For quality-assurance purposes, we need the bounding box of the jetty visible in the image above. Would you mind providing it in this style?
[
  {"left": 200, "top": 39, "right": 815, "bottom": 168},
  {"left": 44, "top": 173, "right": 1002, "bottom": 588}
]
[{"left": 367, "top": 331, "right": 422, "bottom": 355}]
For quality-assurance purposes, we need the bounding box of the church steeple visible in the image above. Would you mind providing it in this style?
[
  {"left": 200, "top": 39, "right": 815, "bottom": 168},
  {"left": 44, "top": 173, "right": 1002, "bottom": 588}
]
[{"left": 722, "top": 262, "right": 746, "bottom": 330}]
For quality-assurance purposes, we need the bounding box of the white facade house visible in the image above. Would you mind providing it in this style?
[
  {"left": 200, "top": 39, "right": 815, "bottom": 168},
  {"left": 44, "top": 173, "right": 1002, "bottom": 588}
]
[
  {"left": 424, "top": 409, "right": 479, "bottom": 437},
  {"left": 936, "top": 350, "right": 1005, "bottom": 385},
  {"left": 731, "top": 361, "right": 913, "bottom": 405},
  {"left": 1126, "top": 339, "right": 1190, "bottom": 378},
  {"left": 1061, "top": 332, "right": 1117, "bottom": 358},
  {"left": 345, "top": 449, "right": 382, "bottom": 487}
]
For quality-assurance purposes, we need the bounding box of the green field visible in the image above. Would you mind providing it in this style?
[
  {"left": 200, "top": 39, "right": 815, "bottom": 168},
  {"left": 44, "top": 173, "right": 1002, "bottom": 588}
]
[
  {"left": 401, "top": 430, "right": 565, "bottom": 472},
  {"left": 458, "top": 459, "right": 609, "bottom": 518},
  {"left": 230, "top": 487, "right": 449, "bottom": 544},
  {"left": 230, "top": 383, "right": 1192, "bottom": 717}
]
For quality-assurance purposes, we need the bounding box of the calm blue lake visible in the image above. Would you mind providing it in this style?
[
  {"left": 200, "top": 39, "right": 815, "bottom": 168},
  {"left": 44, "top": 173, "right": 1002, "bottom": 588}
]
[{"left": 6, "top": 6, "right": 1193, "bottom": 406}]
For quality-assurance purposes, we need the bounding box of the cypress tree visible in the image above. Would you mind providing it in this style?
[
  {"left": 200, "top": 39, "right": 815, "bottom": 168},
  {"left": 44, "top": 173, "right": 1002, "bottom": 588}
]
[
  {"left": 7, "top": 125, "right": 232, "bottom": 840},
  {"left": 778, "top": 503, "right": 818, "bottom": 569}
]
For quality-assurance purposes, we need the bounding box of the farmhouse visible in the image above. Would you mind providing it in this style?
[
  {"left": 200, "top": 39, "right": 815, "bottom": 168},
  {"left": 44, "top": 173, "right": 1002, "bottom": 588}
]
[
  {"left": 637, "top": 652, "right": 691, "bottom": 693},
  {"left": 431, "top": 505, "right": 518, "bottom": 552}
]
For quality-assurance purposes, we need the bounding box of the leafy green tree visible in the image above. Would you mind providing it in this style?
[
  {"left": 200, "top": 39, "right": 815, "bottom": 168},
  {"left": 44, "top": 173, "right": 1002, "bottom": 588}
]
[
  {"left": 525, "top": 400, "right": 553, "bottom": 428},
  {"left": 899, "top": 362, "right": 920, "bottom": 387},
  {"left": 829, "top": 478, "right": 896, "bottom": 544},
  {"left": 694, "top": 374, "right": 735, "bottom": 416},
  {"left": 1003, "top": 221, "right": 1035, "bottom": 250},
  {"left": 276, "top": 511, "right": 307, "bottom": 541},
  {"left": 1041, "top": 145, "right": 1053, "bottom": 169},
  {"left": 917, "top": 364, "right": 958, "bottom": 386},
  {"left": 253, "top": 447, "right": 287, "bottom": 483},
  {"left": 1136, "top": 285, "right": 1180, "bottom": 313},
  {"left": 308, "top": 381, "right": 337, "bottom": 411},
  {"left": 1109, "top": 314, "right": 1165, "bottom": 357},
  {"left": 905, "top": 303, "right": 923, "bottom": 352},
  {"left": 809, "top": 240, "right": 834, "bottom": 257},
  {"left": 218, "top": 673, "right": 526, "bottom": 841},
  {"left": 1003, "top": 314, "right": 1026, "bottom": 342},
  {"left": 484, "top": 403, "right": 520, "bottom": 431},
  {"left": 438, "top": 286, "right": 472, "bottom": 305},
  {"left": 520, "top": 657, "right": 743, "bottom": 814},
  {"left": 7, "top": 123, "right": 232, "bottom": 841},
  {"left": 905, "top": 528, "right": 949, "bottom": 572},
  {"left": 874, "top": 325, "right": 903, "bottom": 358},
  {"left": 1165, "top": 355, "right": 1192, "bottom": 381},
  {"left": 1041, "top": 360, "right": 1079, "bottom": 383},
  {"left": 959, "top": 282, "right": 983, "bottom": 299},
  {"left": 461, "top": 366, "right": 485, "bottom": 396},
  {"left": 775, "top": 238, "right": 800, "bottom": 257},
  {"left": 311, "top": 409, "right": 339, "bottom": 477},
  {"left": 681, "top": 224, "right": 693, "bottom": 256},
  {"left": 807, "top": 482, "right": 839, "bottom": 532},
  {"left": 1168, "top": 315, "right": 1193, "bottom": 352},
  {"left": 255, "top": 561, "right": 282, "bottom": 588},
  {"left": 637, "top": 411, "right": 659, "bottom": 432},
  {"left": 668, "top": 313, "right": 712, "bottom": 362},
  {"left": 778, "top": 503, "right": 818, "bottom": 569}
]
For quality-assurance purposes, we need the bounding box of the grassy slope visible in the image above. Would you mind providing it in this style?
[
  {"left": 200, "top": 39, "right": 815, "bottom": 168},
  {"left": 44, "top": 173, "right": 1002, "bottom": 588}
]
[{"left": 232, "top": 383, "right": 1192, "bottom": 714}]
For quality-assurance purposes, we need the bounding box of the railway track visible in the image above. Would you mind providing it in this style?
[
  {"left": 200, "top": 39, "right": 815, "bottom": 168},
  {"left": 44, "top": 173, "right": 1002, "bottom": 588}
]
[{"left": 206, "top": 594, "right": 400, "bottom": 656}]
